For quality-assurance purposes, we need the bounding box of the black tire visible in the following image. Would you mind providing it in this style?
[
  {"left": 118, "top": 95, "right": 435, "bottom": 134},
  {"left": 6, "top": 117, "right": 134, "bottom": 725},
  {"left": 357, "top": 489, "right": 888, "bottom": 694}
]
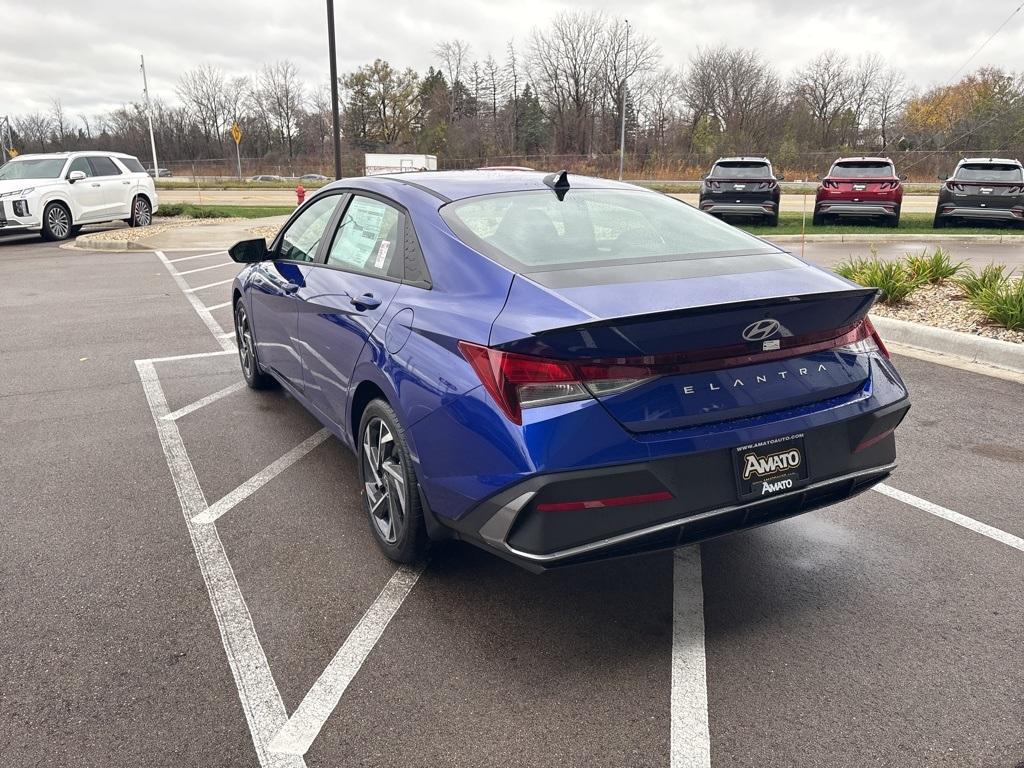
[
  {"left": 812, "top": 211, "right": 824, "bottom": 226},
  {"left": 887, "top": 206, "right": 901, "bottom": 229},
  {"left": 69, "top": 225, "right": 83, "bottom": 236},
  {"left": 932, "top": 213, "right": 945, "bottom": 229},
  {"left": 234, "top": 301, "right": 277, "bottom": 390},
  {"left": 129, "top": 195, "right": 153, "bottom": 228},
  {"left": 358, "top": 399, "right": 428, "bottom": 564},
  {"left": 40, "top": 202, "right": 73, "bottom": 241},
  {"left": 766, "top": 212, "right": 779, "bottom": 227}
]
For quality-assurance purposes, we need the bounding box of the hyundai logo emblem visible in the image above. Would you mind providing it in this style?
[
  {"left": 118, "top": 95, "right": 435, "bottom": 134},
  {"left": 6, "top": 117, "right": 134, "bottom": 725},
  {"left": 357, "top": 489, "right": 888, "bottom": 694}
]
[{"left": 742, "top": 318, "right": 781, "bottom": 342}]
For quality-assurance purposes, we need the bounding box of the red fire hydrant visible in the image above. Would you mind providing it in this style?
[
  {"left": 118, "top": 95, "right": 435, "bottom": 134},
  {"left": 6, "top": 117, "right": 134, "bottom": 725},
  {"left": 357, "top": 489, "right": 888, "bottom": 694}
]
[{"left": 295, "top": 184, "right": 306, "bottom": 206}]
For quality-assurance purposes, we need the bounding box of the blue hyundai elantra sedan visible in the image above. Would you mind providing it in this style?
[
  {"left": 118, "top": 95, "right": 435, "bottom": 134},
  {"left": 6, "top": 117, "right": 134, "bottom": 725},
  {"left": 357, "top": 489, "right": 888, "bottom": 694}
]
[{"left": 228, "top": 170, "right": 909, "bottom": 571}]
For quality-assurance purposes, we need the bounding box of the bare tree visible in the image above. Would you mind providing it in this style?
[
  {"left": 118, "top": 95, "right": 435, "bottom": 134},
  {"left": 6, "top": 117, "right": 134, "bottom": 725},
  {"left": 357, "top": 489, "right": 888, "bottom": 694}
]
[
  {"left": 434, "top": 39, "right": 471, "bottom": 118},
  {"left": 846, "top": 54, "right": 884, "bottom": 146},
  {"left": 177, "top": 64, "right": 229, "bottom": 151},
  {"left": 50, "top": 99, "right": 68, "bottom": 146},
  {"left": 871, "top": 66, "right": 909, "bottom": 150},
  {"left": 257, "top": 60, "right": 305, "bottom": 158},
  {"left": 14, "top": 113, "right": 52, "bottom": 152},
  {"left": 791, "top": 50, "right": 853, "bottom": 147}
]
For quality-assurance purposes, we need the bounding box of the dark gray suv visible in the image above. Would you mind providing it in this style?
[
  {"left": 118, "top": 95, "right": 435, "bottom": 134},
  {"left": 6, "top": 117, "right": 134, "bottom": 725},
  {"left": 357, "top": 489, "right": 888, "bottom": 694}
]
[
  {"left": 935, "top": 158, "right": 1024, "bottom": 228},
  {"left": 698, "top": 157, "right": 783, "bottom": 226}
]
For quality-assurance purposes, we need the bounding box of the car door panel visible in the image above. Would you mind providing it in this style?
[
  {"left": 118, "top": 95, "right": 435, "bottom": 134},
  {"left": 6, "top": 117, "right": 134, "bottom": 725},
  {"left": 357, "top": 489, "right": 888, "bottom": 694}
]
[
  {"left": 86, "top": 156, "right": 128, "bottom": 219},
  {"left": 247, "top": 194, "right": 344, "bottom": 390},
  {"left": 295, "top": 194, "right": 406, "bottom": 429},
  {"left": 66, "top": 157, "right": 104, "bottom": 221}
]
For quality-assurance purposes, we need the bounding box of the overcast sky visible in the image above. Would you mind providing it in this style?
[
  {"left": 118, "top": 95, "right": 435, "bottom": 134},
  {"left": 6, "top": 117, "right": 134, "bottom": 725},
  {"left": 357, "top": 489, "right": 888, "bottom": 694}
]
[{"left": 4, "top": 1, "right": 1023, "bottom": 117}]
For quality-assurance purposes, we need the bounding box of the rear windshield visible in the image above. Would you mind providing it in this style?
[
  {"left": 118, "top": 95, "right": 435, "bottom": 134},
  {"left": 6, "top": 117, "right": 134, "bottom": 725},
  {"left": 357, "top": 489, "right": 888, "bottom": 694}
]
[
  {"left": 830, "top": 162, "right": 895, "bottom": 179},
  {"left": 955, "top": 163, "right": 1023, "bottom": 181},
  {"left": 710, "top": 162, "right": 772, "bottom": 179},
  {"left": 117, "top": 156, "right": 146, "bottom": 173},
  {"left": 441, "top": 189, "right": 774, "bottom": 271},
  {"left": 0, "top": 158, "right": 66, "bottom": 180}
]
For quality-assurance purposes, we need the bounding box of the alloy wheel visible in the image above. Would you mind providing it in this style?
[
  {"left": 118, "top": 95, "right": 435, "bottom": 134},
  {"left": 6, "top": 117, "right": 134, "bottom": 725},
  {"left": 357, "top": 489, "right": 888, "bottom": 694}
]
[
  {"left": 134, "top": 198, "right": 152, "bottom": 226},
  {"left": 47, "top": 206, "right": 70, "bottom": 239},
  {"left": 235, "top": 305, "right": 255, "bottom": 378},
  {"left": 363, "top": 417, "right": 407, "bottom": 544}
]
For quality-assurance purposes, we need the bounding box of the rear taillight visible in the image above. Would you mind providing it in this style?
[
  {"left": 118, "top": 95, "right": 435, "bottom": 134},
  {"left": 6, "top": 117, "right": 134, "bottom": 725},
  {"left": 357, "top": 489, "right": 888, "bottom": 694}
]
[
  {"left": 459, "top": 317, "right": 889, "bottom": 424},
  {"left": 822, "top": 180, "right": 838, "bottom": 189},
  {"left": 837, "top": 317, "right": 889, "bottom": 359}
]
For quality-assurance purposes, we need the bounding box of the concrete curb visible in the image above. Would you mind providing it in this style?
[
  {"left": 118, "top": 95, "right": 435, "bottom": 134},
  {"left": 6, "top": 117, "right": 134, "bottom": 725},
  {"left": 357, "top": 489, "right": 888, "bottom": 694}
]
[
  {"left": 769, "top": 233, "right": 1024, "bottom": 243},
  {"left": 870, "top": 315, "right": 1024, "bottom": 373},
  {"left": 73, "top": 235, "right": 155, "bottom": 252}
]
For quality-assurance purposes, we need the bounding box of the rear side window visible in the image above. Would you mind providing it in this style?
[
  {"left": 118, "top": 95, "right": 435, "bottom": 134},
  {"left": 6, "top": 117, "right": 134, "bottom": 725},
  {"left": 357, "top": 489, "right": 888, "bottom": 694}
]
[
  {"left": 88, "top": 156, "right": 122, "bottom": 176},
  {"left": 117, "top": 156, "right": 146, "bottom": 173},
  {"left": 278, "top": 195, "right": 339, "bottom": 262},
  {"left": 325, "top": 196, "right": 402, "bottom": 278},
  {"left": 710, "top": 162, "right": 771, "bottom": 179},
  {"left": 830, "top": 162, "right": 894, "bottom": 179},
  {"left": 442, "top": 189, "right": 773, "bottom": 272},
  {"left": 955, "top": 163, "right": 1023, "bottom": 181}
]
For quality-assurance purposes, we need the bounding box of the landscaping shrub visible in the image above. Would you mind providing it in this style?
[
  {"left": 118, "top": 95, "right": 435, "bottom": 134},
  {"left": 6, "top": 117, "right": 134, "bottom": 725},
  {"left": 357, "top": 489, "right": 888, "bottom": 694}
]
[
  {"left": 969, "top": 278, "right": 1024, "bottom": 330},
  {"left": 956, "top": 264, "right": 1012, "bottom": 299},
  {"left": 833, "top": 257, "right": 922, "bottom": 304},
  {"left": 903, "top": 246, "right": 966, "bottom": 284}
]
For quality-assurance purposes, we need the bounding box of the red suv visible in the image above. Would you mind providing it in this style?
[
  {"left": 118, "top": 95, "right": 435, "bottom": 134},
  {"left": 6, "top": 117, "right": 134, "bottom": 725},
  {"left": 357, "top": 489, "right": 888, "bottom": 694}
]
[{"left": 813, "top": 157, "right": 903, "bottom": 227}]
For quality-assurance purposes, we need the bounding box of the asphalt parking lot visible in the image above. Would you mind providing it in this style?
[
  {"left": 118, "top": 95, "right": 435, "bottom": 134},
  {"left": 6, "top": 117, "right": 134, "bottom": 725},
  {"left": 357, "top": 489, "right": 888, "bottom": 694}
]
[{"left": 2, "top": 237, "right": 1022, "bottom": 768}]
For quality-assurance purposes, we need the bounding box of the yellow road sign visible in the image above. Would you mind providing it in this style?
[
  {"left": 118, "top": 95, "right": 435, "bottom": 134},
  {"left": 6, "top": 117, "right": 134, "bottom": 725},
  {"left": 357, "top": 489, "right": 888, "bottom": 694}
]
[
  {"left": 7, "top": 148, "right": 18, "bottom": 158},
  {"left": 230, "top": 122, "right": 242, "bottom": 145}
]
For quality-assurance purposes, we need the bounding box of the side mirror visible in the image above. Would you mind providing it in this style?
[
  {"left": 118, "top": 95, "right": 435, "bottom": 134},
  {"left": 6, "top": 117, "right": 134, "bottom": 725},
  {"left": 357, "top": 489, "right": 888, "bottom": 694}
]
[
  {"left": 229, "top": 238, "right": 270, "bottom": 264},
  {"left": 816, "top": 174, "right": 823, "bottom": 181},
  {"left": 899, "top": 175, "right": 907, "bottom": 182},
  {"left": 776, "top": 174, "right": 785, "bottom": 181},
  {"left": 937, "top": 174, "right": 947, "bottom": 181},
  {"left": 68, "top": 170, "right": 86, "bottom": 183}
]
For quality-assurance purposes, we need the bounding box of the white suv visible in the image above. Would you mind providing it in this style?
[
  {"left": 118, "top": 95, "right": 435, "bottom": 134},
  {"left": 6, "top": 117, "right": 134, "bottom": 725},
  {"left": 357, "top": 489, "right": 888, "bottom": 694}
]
[{"left": 0, "top": 151, "right": 159, "bottom": 241}]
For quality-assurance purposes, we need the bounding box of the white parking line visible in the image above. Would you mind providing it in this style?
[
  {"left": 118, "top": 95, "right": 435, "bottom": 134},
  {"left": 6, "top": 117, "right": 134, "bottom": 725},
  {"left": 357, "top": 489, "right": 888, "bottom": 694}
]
[
  {"left": 168, "top": 250, "right": 227, "bottom": 263},
  {"left": 186, "top": 277, "right": 235, "bottom": 293},
  {"left": 178, "top": 262, "right": 237, "bottom": 276},
  {"left": 144, "top": 349, "right": 236, "bottom": 364},
  {"left": 136, "top": 360, "right": 306, "bottom": 768},
  {"left": 162, "top": 381, "right": 247, "bottom": 422},
  {"left": 192, "top": 429, "right": 331, "bottom": 525},
  {"left": 874, "top": 483, "right": 1024, "bottom": 553},
  {"left": 206, "top": 300, "right": 233, "bottom": 311},
  {"left": 156, "top": 251, "right": 234, "bottom": 352},
  {"left": 670, "top": 547, "right": 711, "bottom": 768},
  {"left": 267, "top": 564, "right": 425, "bottom": 755}
]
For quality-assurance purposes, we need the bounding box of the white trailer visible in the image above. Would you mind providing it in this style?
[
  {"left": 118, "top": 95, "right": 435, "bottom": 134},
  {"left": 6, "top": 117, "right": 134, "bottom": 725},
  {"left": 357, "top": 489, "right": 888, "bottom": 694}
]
[{"left": 364, "top": 153, "right": 437, "bottom": 176}]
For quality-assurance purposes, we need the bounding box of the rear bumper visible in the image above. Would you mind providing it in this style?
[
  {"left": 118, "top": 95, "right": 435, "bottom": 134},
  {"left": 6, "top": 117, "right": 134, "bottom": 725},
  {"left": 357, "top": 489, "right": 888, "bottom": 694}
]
[
  {"left": 816, "top": 201, "right": 899, "bottom": 218},
  {"left": 444, "top": 397, "right": 910, "bottom": 571},
  {"left": 700, "top": 200, "right": 776, "bottom": 217},
  {"left": 936, "top": 205, "right": 1023, "bottom": 222}
]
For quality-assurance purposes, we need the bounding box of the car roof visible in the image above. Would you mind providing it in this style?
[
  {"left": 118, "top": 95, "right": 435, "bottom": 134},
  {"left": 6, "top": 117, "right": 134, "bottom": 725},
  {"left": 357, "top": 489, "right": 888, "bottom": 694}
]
[
  {"left": 832, "top": 156, "right": 893, "bottom": 164},
  {"left": 326, "top": 170, "right": 642, "bottom": 202},
  {"left": 10, "top": 150, "right": 135, "bottom": 161},
  {"left": 714, "top": 156, "right": 771, "bottom": 164},
  {"left": 957, "top": 157, "right": 1022, "bottom": 166}
]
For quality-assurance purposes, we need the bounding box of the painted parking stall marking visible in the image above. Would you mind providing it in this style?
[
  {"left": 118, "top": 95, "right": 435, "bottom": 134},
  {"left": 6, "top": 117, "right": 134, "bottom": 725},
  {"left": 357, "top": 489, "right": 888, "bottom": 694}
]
[{"left": 147, "top": 247, "right": 1024, "bottom": 767}]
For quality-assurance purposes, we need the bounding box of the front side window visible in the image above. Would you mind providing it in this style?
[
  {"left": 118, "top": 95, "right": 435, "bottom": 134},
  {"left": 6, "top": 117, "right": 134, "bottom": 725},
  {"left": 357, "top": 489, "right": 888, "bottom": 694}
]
[
  {"left": 0, "top": 158, "right": 66, "bottom": 180},
  {"left": 710, "top": 162, "right": 772, "bottom": 179},
  {"left": 68, "top": 158, "right": 94, "bottom": 177},
  {"left": 325, "top": 196, "right": 402, "bottom": 278},
  {"left": 830, "top": 162, "right": 895, "bottom": 179},
  {"left": 278, "top": 195, "right": 339, "bottom": 262},
  {"left": 87, "top": 156, "right": 122, "bottom": 176},
  {"left": 955, "top": 163, "right": 1023, "bottom": 182},
  {"left": 442, "top": 189, "right": 772, "bottom": 272}
]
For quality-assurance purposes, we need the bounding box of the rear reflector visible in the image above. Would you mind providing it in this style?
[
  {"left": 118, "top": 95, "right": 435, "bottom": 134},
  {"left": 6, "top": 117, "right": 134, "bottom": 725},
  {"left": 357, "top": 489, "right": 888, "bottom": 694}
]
[
  {"left": 536, "top": 491, "right": 674, "bottom": 512},
  {"left": 459, "top": 318, "right": 887, "bottom": 424},
  {"left": 854, "top": 426, "right": 896, "bottom": 453}
]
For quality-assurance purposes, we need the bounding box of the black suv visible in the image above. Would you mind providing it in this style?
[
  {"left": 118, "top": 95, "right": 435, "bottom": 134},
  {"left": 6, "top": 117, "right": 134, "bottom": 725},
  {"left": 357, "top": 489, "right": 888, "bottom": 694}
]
[
  {"left": 935, "top": 157, "right": 1024, "bottom": 228},
  {"left": 698, "top": 157, "right": 783, "bottom": 226}
]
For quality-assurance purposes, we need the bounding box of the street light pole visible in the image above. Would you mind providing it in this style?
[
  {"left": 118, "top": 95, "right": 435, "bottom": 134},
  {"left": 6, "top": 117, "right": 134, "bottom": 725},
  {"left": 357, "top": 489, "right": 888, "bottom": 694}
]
[
  {"left": 618, "top": 19, "right": 629, "bottom": 181},
  {"left": 326, "top": 0, "right": 343, "bottom": 180},
  {"left": 140, "top": 54, "right": 160, "bottom": 179}
]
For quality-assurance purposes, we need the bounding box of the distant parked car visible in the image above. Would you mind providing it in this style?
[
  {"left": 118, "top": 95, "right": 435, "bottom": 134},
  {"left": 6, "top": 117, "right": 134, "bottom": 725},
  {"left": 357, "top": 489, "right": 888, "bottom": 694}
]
[
  {"left": 934, "top": 157, "right": 1024, "bottom": 228},
  {"left": 300, "top": 173, "right": 330, "bottom": 182},
  {"left": 249, "top": 174, "right": 283, "bottom": 183},
  {"left": 698, "top": 156, "right": 783, "bottom": 226},
  {"left": 146, "top": 167, "right": 172, "bottom": 178},
  {"left": 814, "top": 157, "right": 903, "bottom": 227},
  {"left": 0, "top": 151, "right": 158, "bottom": 241}
]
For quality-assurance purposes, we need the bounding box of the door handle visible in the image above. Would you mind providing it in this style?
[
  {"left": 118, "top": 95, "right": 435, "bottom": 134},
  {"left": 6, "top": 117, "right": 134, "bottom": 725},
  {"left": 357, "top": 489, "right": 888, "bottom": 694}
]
[
  {"left": 349, "top": 292, "right": 382, "bottom": 310},
  {"left": 91, "top": 183, "right": 102, "bottom": 187}
]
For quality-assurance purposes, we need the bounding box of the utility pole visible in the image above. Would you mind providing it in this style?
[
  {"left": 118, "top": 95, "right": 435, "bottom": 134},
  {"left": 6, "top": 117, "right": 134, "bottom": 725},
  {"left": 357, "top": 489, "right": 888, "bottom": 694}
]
[
  {"left": 618, "top": 19, "right": 629, "bottom": 181},
  {"left": 140, "top": 55, "right": 160, "bottom": 178},
  {"left": 0, "top": 116, "right": 14, "bottom": 164},
  {"left": 326, "top": 0, "right": 343, "bottom": 180}
]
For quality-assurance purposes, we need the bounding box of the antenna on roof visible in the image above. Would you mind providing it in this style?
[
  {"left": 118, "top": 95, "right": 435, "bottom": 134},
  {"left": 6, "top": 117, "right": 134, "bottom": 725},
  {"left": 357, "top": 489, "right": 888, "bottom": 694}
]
[{"left": 542, "top": 169, "right": 571, "bottom": 200}]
